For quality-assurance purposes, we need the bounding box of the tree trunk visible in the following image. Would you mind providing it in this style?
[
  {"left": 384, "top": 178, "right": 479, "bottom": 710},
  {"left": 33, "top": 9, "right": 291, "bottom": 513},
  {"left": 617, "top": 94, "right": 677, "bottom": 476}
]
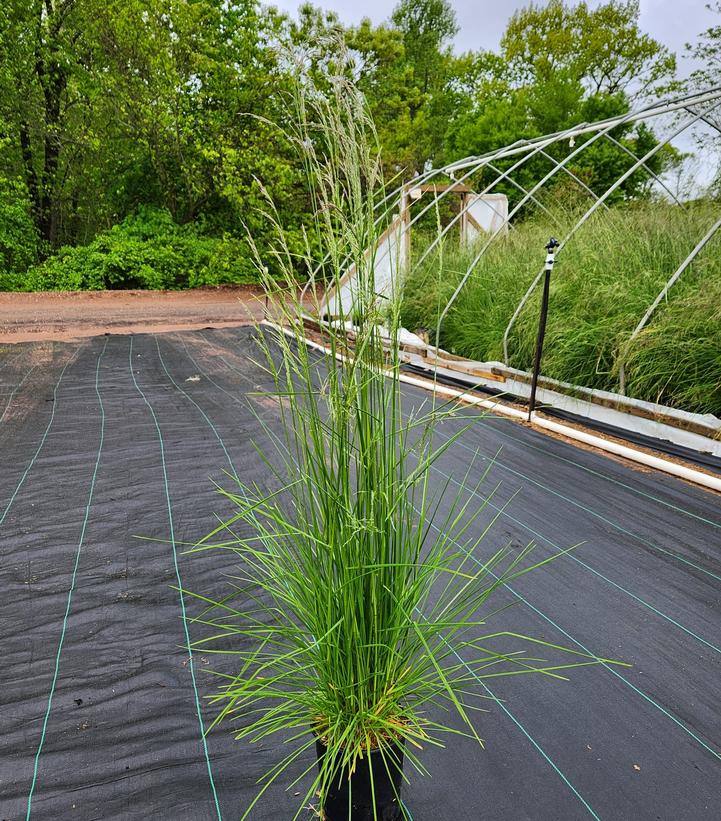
[
  {"left": 20, "top": 122, "right": 43, "bottom": 232},
  {"left": 39, "top": 58, "right": 66, "bottom": 247}
]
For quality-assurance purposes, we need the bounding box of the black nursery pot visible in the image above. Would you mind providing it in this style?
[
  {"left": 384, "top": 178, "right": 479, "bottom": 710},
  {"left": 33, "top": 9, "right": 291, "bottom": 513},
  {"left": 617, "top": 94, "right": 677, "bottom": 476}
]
[{"left": 315, "top": 738, "right": 405, "bottom": 821}]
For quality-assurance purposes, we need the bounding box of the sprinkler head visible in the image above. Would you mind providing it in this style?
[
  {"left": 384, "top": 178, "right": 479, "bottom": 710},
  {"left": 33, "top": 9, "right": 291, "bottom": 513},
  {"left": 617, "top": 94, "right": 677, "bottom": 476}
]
[{"left": 545, "top": 237, "right": 560, "bottom": 252}]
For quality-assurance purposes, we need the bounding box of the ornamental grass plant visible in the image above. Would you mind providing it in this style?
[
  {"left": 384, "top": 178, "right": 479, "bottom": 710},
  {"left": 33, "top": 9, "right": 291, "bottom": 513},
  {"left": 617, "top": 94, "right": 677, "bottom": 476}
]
[{"left": 188, "top": 49, "right": 618, "bottom": 820}]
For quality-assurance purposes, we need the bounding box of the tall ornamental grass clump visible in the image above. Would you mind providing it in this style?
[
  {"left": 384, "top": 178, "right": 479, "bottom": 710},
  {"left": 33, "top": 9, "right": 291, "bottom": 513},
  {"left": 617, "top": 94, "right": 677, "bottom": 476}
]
[
  {"left": 401, "top": 200, "right": 721, "bottom": 416},
  {"left": 189, "top": 52, "right": 615, "bottom": 820}
]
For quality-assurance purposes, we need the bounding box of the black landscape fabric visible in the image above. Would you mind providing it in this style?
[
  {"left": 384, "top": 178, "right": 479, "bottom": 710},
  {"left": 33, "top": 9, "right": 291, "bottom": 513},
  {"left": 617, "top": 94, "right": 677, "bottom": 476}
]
[
  {"left": 1, "top": 327, "right": 720, "bottom": 820},
  {"left": 399, "top": 362, "right": 721, "bottom": 476}
]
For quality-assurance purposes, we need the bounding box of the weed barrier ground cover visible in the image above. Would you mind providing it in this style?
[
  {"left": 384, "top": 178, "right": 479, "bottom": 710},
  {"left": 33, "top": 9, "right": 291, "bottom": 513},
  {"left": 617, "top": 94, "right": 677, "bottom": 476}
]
[
  {"left": 1, "top": 328, "right": 719, "bottom": 820},
  {"left": 398, "top": 362, "right": 721, "bottom": 476}
]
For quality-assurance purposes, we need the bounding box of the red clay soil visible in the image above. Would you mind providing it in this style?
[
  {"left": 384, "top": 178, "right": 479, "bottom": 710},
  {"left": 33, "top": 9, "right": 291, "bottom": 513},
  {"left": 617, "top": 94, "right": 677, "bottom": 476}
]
[{"left": 0, "top": 286, "right": 269, "bottom": 343}]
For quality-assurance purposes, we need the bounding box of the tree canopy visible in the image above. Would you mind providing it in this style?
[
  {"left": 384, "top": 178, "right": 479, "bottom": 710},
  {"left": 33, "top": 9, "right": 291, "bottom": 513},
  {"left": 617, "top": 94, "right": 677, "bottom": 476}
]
[{"left": 0, "top": 0, "right": 708, "bottom": 289}]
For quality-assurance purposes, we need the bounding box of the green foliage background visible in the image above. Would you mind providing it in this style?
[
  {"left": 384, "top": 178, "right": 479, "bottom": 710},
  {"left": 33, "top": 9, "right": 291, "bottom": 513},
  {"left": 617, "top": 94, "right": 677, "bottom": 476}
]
[
  {"left": 0, "top": 0, "right": 689, "bottom": 291},
  {"left": 0, "top": 0, "right": 718, "bottom": 413},
  {"left": 7, "top": 207, "right": 257, "bottom": 291},
  {"left": 401, "top": 200, "right": 721, "bottom": 415}
]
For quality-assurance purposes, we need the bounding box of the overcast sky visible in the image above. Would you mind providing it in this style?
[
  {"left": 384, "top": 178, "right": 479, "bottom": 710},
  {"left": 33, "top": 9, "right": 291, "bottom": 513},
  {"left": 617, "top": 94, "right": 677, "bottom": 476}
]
[
  {"left": 267, "top": 0, "right": 715, "bottom": 79},
  {"left": 266, "top": 1, "right": 719, "bottom": 188}
]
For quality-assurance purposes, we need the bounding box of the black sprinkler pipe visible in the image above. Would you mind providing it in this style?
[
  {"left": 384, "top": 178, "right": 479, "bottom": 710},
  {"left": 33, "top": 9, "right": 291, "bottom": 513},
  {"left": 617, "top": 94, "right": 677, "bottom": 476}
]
[{"left": 528, "top": 237, "right": 560, "bottom": 421}]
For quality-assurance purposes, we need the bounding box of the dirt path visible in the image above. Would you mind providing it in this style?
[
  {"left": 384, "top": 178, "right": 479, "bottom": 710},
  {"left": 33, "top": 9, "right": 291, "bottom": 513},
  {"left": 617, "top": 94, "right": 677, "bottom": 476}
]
[{"left": 0, "top": 286, "right": 268, "bottom": 343}]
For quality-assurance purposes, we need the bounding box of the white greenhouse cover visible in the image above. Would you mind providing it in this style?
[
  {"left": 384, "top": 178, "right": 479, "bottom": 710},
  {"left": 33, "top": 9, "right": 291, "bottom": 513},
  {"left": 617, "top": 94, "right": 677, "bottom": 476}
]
[
  {"left": 320, "top": 217, "right": 406, "bottom": 318},
  {"left": 461, "top": 194, "right": 509, "bottom": 244}
]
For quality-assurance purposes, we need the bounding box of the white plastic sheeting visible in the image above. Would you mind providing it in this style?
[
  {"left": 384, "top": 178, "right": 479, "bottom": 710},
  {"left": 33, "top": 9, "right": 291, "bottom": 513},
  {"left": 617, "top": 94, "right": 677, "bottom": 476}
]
[
  {"left": 399, "top": 347, "right": 721, "bottom": 459},
  {"left": 265, "top": 320, "right": 721, "bottom": 493},
  {"left": 460, "top": 194, "right": 509, "bottom": 245},
  {"left": 319, "top": 190, "right": 510, "bottom": 318},
  {"left": 319, "top": 216, "right": 406, "bottom": 318}
]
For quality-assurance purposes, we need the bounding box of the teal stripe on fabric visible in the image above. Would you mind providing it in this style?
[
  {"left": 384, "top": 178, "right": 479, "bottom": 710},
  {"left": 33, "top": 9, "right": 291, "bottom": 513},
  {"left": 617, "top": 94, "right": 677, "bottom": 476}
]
[
  {"left": 564, "top": 553, "right": 721, "bottom": 654},
  {"left": 501, "top": 577, "right": 721, "bottom": 762},
  {"left": 0, "top": 347, "right": 26, "bottom": 374},
  {"left": 423, "top": 515, "right": 721, "bottom": 763},
  {"left": 26, "top": 339, "right": 108, "bottom": 819},
  {"left": 445, "top": 430, "right": 721, "bottom": 583},
  {"left": 476, "top": 677, "right": 602, "bottom": 820},
  {"left": 178, "top": 337, "right": 253, "bottom": 404},
  {"left": 1, "top": 345, "right": 83, "bottom": 528},
  {"left": 128, "top": 336, "right": 223, "bottom": 820},
  {"left": 1, "top": 364, "right": 37, "bottom": 423},
  {"left": 467, "top": 413, "right": 721, "bottom": 531},
  {"left": 427, "top": 461, "right": 721, "bottom": 655},
  {"left": 422, "top": 611, "right": 602, "bottom": 819},
  {"left": 154, "top": 337, "right": 238, "bottom": 479}
]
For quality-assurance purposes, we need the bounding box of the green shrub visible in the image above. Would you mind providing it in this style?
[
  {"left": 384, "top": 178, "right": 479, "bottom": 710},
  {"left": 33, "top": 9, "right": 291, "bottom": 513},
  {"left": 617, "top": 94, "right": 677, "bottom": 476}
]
[
  {"left": 17, "top": 207, "right": 256, "bottom": 292},
  {"left": 0, "top": 178, "right": 41, "bottom": 289}
]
